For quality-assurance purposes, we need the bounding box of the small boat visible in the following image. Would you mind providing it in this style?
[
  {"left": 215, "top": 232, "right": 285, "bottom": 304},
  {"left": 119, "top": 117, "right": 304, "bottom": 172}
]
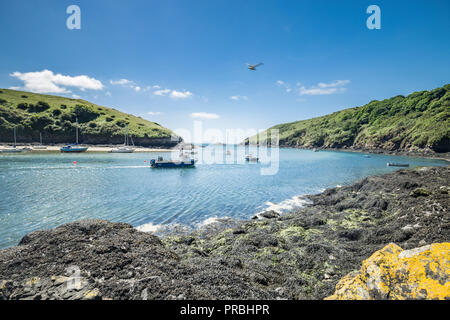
[
  {"left": 387, "top": 163, "right": 409, "bottom": 167},
  {"left": 313, "top": 148, "right": 318, "bottom": 152},
  {"left": 33, "top": 133, "right": 47, "bottom": 150},
  {"left": 150, "top": 156, "right": 195, "bottom": 168},
  {"left": 110, "top": 127, "right": 135, "bottom": 153},
  {"left": 245, "top": 154, "right": 259, "bottom": 162},
  {"left": 60, "top": 117, "right": 88, "bottom": 153},
  {"left": 1, "top": 147, "right": 27, "bottom": 153},
  {"left": 60, "top": 144, "right": 89, "bottom": 153},
  {"left": 110, "top": 146, "right": 134, "bottom": 153},
  {"left": 1, "top": 127, "right": 30, "bottom": 153}
]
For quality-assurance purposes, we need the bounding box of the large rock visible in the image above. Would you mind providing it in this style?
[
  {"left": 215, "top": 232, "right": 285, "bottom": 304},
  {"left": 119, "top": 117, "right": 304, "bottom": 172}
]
[
  {"left": 0, "top": 219, "right": 275, "bottom": 300},
  {"left": 325, "top": 242, "right": 450, "bottom": 300}
]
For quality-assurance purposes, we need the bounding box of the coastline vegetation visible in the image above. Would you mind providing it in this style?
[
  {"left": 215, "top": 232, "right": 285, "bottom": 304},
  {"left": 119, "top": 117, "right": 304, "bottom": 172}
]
[
  {"left": 0, "top": 88, "right": 177, "bottom": 145},
  {"left": 247, "top": 84, "right": 450, "bottom": 153}
]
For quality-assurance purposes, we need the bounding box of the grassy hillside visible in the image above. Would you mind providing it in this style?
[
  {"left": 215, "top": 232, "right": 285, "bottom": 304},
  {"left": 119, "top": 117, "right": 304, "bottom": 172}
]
[
  {"left": 0, "top": 88, "right": 181, "bottom": 147},
  {"left": 247, "top": 84, "right": 450, "bottom": 153}
]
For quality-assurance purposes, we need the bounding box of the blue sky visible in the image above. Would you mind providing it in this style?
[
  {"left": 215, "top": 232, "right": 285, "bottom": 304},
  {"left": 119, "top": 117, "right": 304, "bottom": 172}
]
[{"left": 0, "top": 0, "right": 449, "bottom": 142}]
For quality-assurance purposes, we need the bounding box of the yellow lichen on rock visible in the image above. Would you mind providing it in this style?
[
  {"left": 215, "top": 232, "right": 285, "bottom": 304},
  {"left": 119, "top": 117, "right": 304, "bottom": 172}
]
[{"left": 326, "top": 242, "right": 450, "bottom": 300}]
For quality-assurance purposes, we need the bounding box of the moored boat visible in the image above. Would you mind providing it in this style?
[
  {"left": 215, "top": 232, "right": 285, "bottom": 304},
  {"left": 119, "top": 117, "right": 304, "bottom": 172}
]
[
  {"left": 110, "top": 146, "right": 135, "bottom": 153},
  {"left": 0, "top": 127, "right": 30, "bottom": 153},
  {"left": 33, "top": 133, "right": 47, "bottom": 150},
  {"left": 387, "top": 163, "right": 409, "bottom": 167},
  {"left": 60, "top": 117, "right": 88, "bottom": 153},
  {"left": 150, "top": 156, "right": 195, "bottom": 168},
  {"left": 110, "top": 126, "right": 135, "bottom": 153},
  {"left": 60, "top": 144, "right": 89, "bottom": 153},
  {"left": 245, "top": 154, "right": 259, "bottom": 162}
]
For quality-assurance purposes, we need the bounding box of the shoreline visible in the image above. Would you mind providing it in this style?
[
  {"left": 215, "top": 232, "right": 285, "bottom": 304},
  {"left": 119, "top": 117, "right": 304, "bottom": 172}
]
[
  {"left": 0, "top": 144, "right": 175, "bottom": 153},
  {"left": 246, "top": 143, "right": 450, "bottom": 161},
  {"left": 0, "top": 165, "right": 448, "bottom": 299},
  {"left": 2, "top": 142, "right": 449, "bottom": 160}
]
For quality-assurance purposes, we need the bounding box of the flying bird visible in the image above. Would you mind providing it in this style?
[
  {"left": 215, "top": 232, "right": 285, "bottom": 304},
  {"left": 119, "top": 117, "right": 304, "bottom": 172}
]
[{"left": 247, "top": 63, "right": 264, "bottom": 71}]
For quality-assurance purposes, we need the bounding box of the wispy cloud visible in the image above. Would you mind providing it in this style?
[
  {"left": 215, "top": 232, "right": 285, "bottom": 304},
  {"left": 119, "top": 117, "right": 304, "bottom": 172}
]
[
  {"left": 298, "top": 80, "right": 350, "bottom": 95},
  {"left": 153, "top": 88, "right": 171, "bottom": 96},
  {"left": 10, "top": 70, "right": 103, "bottom": 94},
  {"left": 229, "top": 95, "right": 248, "bottom": 101},
  {"left": 170, "top": 90, "right": 193, "bottom": 99},
  {"left": 110, "top": 79, "right": 133, "bottom": 86},
  {"left": 190, "top": 112, "right": 219, "bottom": 120},
  {"left": 276, "top": 80, "right": 292, "bottom": 93},
  {"left": 147, "top": 111, "right": 162, "bottom": 116},
  {"left": 153, "top": 88, "right": 193, "bottom": 99},
  {"left": 110, "top": 78, "right": 145, "bottom": 93},
  {"left": 110, "top": 78, "right": 194, "bottom": 99}
]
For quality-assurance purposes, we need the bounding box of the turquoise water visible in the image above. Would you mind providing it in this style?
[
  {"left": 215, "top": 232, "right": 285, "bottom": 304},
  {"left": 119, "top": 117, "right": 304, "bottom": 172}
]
[{"left": 0, "top": 146, "right": 447, "bottom": 248}]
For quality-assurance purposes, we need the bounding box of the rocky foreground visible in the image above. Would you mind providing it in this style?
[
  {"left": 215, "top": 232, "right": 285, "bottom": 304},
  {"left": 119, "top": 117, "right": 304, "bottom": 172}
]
[{"left": 0, "top": 166, "right": 449, "bottom": 300}]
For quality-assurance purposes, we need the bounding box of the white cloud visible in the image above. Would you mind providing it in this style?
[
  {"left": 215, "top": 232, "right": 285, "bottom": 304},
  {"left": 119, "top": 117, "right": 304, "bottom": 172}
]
[
  {"left": 72, "top": 94, "right": 81, "bottom": 99},
  {"left": 147, "top": 111, "right": 162, "bottom": 116},
  {"left": 110, "top": 78, "right": 145, "bottom": 93},
  {"left": 153, "top": 88, "right": 171, "bottom": 96},
  {"left": 298, "top": 80, "right": 350, "bottom": 95},
  {"left": 105, "top": 91, "right": 111, "bottom": 96},
  {"left": 317, "top": 80, "right": 350, "bottom": 88},
  {"left": 276, "top": 80, "right": 292, "bottom": 93},
  {"left": 153, "top": 85, "right": 161, "bottom": 89},
  {"left": 170, "top": 90, "right": 193, "bottom": 99},
  {"left": 110, "top": 79, "right": 133, "bottom": 86},
  {"left": 230, "top": 95, "right": 248, "bottom": 101},
  {"left": 10, "top": 70, "right": 103, "bottom": 94},
  {"left": 190, "top": 112, "right": 220, "bottom": 120},
  {"left": 152, "top": 87, "right": 194, "bottom": 99}
]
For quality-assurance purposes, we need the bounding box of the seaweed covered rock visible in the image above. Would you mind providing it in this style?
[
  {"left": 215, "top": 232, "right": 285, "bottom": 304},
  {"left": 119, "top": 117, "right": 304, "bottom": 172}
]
[{"left": 326, "top": 242, "right": 450, "bottom": 300}]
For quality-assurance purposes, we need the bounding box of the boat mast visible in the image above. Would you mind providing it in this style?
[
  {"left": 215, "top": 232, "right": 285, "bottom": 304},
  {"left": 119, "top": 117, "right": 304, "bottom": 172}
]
[
  {"left": 13, "top": 126, "right": 16, "bottom": 148},
  {"left": 40, "top": 132, "right": 42, "bottom": 145},
  {"left": 75, "top": 117, "right": 79, "bottom": 144}
]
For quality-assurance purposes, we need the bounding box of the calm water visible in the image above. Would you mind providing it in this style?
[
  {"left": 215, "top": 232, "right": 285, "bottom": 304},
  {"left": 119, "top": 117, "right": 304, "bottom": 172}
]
[{"left": 0, "top": 146, "right": 447, "bottom": 248}]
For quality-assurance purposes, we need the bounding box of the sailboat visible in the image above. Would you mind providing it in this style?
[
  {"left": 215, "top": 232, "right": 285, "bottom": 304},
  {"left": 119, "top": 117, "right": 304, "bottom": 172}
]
[
  {"left": 1, "top": 127, "right": 30, "bottom": 153},
  {"left": 60, "top": 118, "right": 88, "bottom": 153},
  {"left": 33, "top": 132, "right": 47, "bottom": 150},
  {"left": 110, "top": 126, "right": 135, "bottom": 153}
]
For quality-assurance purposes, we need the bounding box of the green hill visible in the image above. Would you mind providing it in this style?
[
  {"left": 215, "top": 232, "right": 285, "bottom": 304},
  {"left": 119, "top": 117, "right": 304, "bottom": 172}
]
[
  {"left": 0, "top": 88, "right": 181, "bottom": 147},
  {"left": 247, "top": 84, "right": 450, "bottom": 153}
]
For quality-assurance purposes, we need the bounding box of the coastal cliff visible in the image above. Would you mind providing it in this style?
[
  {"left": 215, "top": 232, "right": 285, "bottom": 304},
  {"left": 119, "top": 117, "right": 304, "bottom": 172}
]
[
  {"left": 0, "top": 89, "right": 181, "bottom": 148},
  {"left": 246, "top": 84, "right": 450, "bottom": 155},
  {"left": 0, "top": 166, "right": 448, "bottom": 300}
]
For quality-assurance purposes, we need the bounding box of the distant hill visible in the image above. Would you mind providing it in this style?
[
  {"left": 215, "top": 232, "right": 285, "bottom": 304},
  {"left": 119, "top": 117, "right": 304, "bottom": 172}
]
[
  {"left": 0, "top": 89, "right": 181, "bottom": 147},
  {"left": 247, "top": 84, "right": 450, "bottom": 153}
]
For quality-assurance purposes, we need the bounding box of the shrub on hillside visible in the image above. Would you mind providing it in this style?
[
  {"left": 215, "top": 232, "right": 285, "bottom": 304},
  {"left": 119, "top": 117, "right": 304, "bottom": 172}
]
[
  {"left": 28, "top": 101, "right": 51, "bottom": 113},
  {"left": 73, "top": 105, "right": 100, "bottom": 123}
]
